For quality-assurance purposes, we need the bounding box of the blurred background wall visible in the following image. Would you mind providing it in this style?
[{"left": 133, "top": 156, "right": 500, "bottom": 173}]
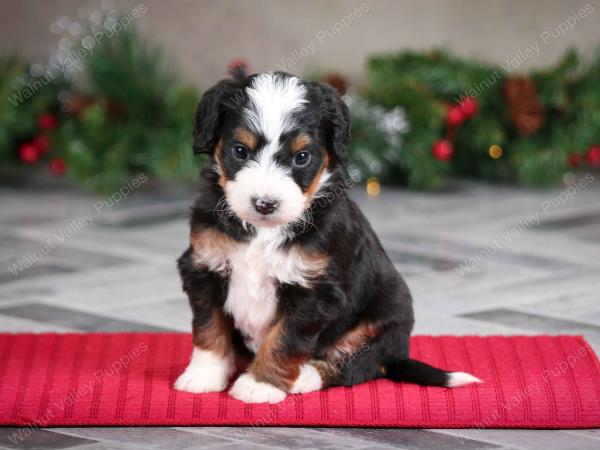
[{"left": 2, "top": 0, "right": 599, "bottom": 87}]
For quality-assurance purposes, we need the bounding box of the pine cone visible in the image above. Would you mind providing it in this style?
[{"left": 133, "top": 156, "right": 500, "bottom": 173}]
[
  {"left": 321, "top": 73, "right": 349, "bottom": 96},
  {"left": 67, "top": 95, "right": 127, "bottom": 120},
  {"left": 503, "top": 76, "right": 544, "bottom": 136},
  {"left": 67, "top": 95, "right": 96, "bottom": 117}
]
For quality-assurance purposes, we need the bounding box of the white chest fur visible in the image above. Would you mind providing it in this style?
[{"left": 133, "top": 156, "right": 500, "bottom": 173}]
[
  {"left": 192, "top": 227, "right": 327, "bottom": 353},
  {"left": 223, "top": 228, "right": 307, "bottom": 352},
  {"left": 223, "top": 228, "right": 281, "bottom": 352}
]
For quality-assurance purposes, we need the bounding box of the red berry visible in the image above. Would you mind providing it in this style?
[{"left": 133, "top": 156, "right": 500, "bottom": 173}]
[
  {"left": 432, "top": 139, "right": 454, "bottom": 162},
  {"left": 19, "top": 142, "right": 40, "bottom": 164},
  {"left": 567, "top": 153, "right": 582, "bottom": 168},
  {"left": 33, "top": 135, "right": 50, "bottom": 153},
  {"left": 586, "top": 145, "right": 600, "bottom": 167},
  {"left": 446, "top": 104, "right": 464, "bottom": 127},
  {"left": 459, "top": 97, "right": 478, "bottom": 118},
  {"left": 38, "top": 113, "right": 57, "bottom": 130},
  {"left": 48, "top": 157, "right": 67, "bottom": 176}
]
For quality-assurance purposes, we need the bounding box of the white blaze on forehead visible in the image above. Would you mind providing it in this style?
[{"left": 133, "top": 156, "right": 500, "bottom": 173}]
[
  {"left": 225, "top": 74, "right": 309, "bottom": 228},
  {"left": 243, "top": 73, "right": 307, "bottom": 147}
]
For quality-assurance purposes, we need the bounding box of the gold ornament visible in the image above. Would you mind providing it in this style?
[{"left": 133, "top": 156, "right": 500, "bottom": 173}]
[
  {"left": 489, "top": 145, "right": 503, "bottom": 159},
  {"left": 366, "top": 177, "right": 381, "bottom": 196}
]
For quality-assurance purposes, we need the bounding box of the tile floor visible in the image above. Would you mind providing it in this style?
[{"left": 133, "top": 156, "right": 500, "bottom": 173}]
[{"left": 1, "top": 173, "right": 600, "bottom": 449}]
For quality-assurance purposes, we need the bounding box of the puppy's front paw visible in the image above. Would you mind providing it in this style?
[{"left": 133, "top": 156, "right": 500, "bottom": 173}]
[
  {"left": 174, "top": 349, "right": 233, "bottom": 394},
  {"left": 229, "top": 373, "right": 287, "bottom": 404},
  {"left": 290, "top": 363, "right": 323, "bottom": 394}
]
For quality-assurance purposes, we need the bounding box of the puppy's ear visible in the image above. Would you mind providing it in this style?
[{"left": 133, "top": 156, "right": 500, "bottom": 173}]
[
  {"left": 320, "top": 83, "right": 351, "bottom": 168},
  {"left": 193, "top": 80, "right": 235, "bottom": 154}
]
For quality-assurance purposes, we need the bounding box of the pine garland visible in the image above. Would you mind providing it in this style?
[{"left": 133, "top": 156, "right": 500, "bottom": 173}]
[
  {"left": 51, "top": 21, "right": 199, "bottom": 193},
  {"left": 351, "top": 48, "right": 600, "bottom": 189},
  {"left": 2, "top": 16, "right": 599, "bottom": 192}
]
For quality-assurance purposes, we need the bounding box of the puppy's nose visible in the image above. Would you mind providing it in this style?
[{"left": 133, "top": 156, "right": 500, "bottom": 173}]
[{"left": 253, "top": 196, "right": 279, "bottom": 215}]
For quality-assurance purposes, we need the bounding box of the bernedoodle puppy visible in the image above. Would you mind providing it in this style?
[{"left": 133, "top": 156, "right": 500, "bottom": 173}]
[{"left": 175, "top": 70, "right": 482, "bottom": 403}]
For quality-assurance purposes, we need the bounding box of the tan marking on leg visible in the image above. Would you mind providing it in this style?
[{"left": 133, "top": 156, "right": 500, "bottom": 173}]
[
  {"left": 193, "top": 308, "right": 234, "bottom": 357},
  {"left": 175, "top": 310, "right": 235, "bottom": 394},
  {"left": 250, "top": 320, "right": 305, "bottom": 391},
  {"left": 323, "top": 322, "right": 380, "bottom": 365}
]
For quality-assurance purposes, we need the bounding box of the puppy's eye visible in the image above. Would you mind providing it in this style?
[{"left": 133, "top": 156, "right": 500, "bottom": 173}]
[
  {"left": 293, "top": 151, "right": 311, "bottom": 167},
  {"left": 232, "top": 145, "right": 249, "bottom": 160}
]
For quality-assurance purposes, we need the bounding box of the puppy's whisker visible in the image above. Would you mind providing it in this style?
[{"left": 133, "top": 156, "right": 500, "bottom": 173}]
[
  {"left": 212, "top": 196, "right": 235, "bottom": 224},
  {"left": 292, "top": 208, "right": 316, "bottom": 234}
]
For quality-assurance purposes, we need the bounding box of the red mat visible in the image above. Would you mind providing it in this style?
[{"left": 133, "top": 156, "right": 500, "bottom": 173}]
[{"left": 1, "top": 333, "right": 599, "bottom": 428}]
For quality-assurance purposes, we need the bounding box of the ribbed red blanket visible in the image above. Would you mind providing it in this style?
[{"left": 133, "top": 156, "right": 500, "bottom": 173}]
[{"left": 1, "top": 333, "right": 599, "bottom": 428}]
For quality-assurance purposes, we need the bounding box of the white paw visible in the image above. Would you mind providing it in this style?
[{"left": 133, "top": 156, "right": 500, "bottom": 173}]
[
  {"left": 174, "top": 348, "right": 233, "bottom": 394},
  {"left": 446, "top": 371, "right": 483, "bottom": 388},
  {"left": 229, "top": 373, "right": 287, "bottom": 404},
  {"left": 290, "top": 364, "right": 323, "bottom": 394}
]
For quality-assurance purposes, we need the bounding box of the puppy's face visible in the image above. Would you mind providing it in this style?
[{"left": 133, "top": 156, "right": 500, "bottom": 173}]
[{"left": 193, "top": 72, "right": 351, "bottom": 228}]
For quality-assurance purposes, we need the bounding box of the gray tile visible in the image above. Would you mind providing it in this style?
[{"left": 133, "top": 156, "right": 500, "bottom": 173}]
[
  {"left": 435, "top": 429, "right": 600, "bottom": 450},
  {"left": 0, "top": 285, "right": 55, "bottom": 302},
  {"left": 524, "top": 291, "right": 600, "bottom": 321},
  {"left": 203, "top": 443, "right": 283, "bottom": 450},
  {"left": 68, "top": 444, "right": 137, "bottom": 450},
  {"left": 186, "top": 427, "right": 371, "bottom": 449},
  {"left": 412, "top": 308, "right": 526, "bottom": 335},
  {"left": 53, "top": 428, "right": 232, "bottom": 450},
  {"left": 0, "top": 303, "right": 175, "bottom": 332},
  {"left": 1, "top": 213, "right": 62, "bottom": 226},
  {"left": 0, "top": 428, "right": 97, "bottom": 450},
  {"left": 352, "top": 446, "right": 397, "bottom": 450},
  {"left": 423, "top": 269, "right": 600, "bottom": 315},
  {"left": 0, "top": 234, "right": 131, "bottom": 276},
  {"left": 384, "top": 248, "right": 460, "bottom": 271},
  {"left": 0, "top": 234, "right": 48, "bottom": 251},
  {"left": 48, "top": 247, "right": 131, "bottom": 270},
  {"left": 0, "top": 313, "right": 77, "bottom": 332},
  {"left": 108, "top": 298, "right": 192, "bottom": 332},
  {"left": 536, "top": 211, "right": 600, "bottom": 230},
  {"left": 95, "top": 200, "right": 190, "bottom": 227},
  {"left": 310, "top": 428, "right": 501, "bottom": 450},
  {"left": 566, "top": 429, "right": 600, "bottom": 441},
  {"left": 40, "top": 265, "right": 181, "bottom": 312},
  {"left": 572, "top": 226, "right": 600, "bottom": 242},
  {"left": 380, "top": 233, "right": 577, "bottom": 271},
  {"left": 458, "top": 250, "right": 576, "bottom": 272},
  {"left": 461, "top": 308, "right": 600, "bottom": 336},
  {"left": 1, "top": 262, "right": 76, "bottom": 284}
]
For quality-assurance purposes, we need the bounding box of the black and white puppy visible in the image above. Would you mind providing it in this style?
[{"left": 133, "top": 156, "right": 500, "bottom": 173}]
[{"left": 175, "top": 71, "right": 482, "bottom": 403}]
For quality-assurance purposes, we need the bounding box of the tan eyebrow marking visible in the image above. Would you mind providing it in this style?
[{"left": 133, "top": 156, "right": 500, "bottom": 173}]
[
  {"left": 291, "top": 133, "right": 312, "bottom": 153},
  {"left": 233, "top": 128, "right": 257, "bottom": 150}
]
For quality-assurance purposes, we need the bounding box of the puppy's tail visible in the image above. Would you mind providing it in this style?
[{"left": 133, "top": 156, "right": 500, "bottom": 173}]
[{"left": 383, "top": 358, "right": 482, "bottom": 388}]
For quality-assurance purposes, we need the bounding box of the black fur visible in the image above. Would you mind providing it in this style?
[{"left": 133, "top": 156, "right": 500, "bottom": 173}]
[{"left": 179, "top": 72, "right": 459, "bottom": 390}]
